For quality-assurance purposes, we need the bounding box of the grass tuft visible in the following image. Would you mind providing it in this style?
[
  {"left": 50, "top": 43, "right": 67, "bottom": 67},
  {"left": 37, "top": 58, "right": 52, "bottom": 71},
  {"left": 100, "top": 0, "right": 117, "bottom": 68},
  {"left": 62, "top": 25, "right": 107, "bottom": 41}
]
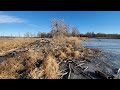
[{"left": 43, "top": 54, "right": 60, "bottom": 79}]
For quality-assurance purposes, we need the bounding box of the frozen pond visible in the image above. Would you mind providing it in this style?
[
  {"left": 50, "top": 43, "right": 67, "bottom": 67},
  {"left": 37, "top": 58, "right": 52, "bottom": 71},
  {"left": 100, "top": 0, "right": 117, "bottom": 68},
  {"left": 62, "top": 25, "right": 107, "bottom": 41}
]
[{"left": 81, "top": 38, "right": 120, "bottom": 68}]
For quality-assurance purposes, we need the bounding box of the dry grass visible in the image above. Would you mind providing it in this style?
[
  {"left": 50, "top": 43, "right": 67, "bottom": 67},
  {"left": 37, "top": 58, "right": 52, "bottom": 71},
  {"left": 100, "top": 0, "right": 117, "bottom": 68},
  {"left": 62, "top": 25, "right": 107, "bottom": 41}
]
[
  {"left": 0, "top": 38, "right": 41, "bottom": 54},
  {"left": 0, "top": 57, "right": 24, "bottom": 79},
  {"left": 0, "top": 50, "right": 44, "bottom": 79},
  {"left": 66, "top": 44, "right": 73, "bottom": 49},
  {"left": 0, "top": 58, "right": 24, "bottom": 73},
  {"left": 0, "top": 72, "right": 17, "bottom": 79},
  {"left": 55, "top": 37, "right": 81, "bottom": 48},
  {"left": 28, "top": 49, "right": 44, "bottom": 63},
  {"left": 43, "top": 54, "right": 60, "bottom": 79},
  {"left": 66, "top": 37, "right": 80, "bottom": 45},
  {"left": 63, "top": 47, "right": 71, "bottom": 55},
  {"left": 59, "top": 51, "right": 67, "bottom": 61},
  {"left": 19, "top": 52, "right": 36, "bottom": 72},
  {"left": 71, "top": 51, "right": 80, "bottom": 59},
  {"left": 30, "top": 67, "right": 44, "bottom": 79},
  {"left": 51, "top": 36, "right": 81, "bottom": 48}
]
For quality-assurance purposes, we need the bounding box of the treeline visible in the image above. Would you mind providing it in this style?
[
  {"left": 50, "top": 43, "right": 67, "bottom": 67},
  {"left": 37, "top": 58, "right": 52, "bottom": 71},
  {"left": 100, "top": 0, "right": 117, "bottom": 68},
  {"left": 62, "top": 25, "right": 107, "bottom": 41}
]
[{"left": 80, "top": 32, "right": 120, "bottom": 39}]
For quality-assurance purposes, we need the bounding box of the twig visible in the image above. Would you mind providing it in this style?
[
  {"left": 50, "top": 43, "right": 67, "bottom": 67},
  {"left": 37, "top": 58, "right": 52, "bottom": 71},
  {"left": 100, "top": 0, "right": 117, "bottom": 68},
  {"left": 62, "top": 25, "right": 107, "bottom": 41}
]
[
  {"left": 59, "top": 72, "right": 68, "bottom": 79},
  {"left": 62, "top": 72, "right": 68, "bottom": 76},
  {"left": 61, "top": 69, "right": 67, "bottom": 72},
  {"left": 68, "top": 63, "right": 72, "bottom": 79},
  {"left": 84, "top": 66, "right": 89, "bottom": 71},
  {"left": 75, "top": 63, "right": 85, "bottom": 68},
  {"left": 79, "top": 61, "right": 86, "bottom": 63}
]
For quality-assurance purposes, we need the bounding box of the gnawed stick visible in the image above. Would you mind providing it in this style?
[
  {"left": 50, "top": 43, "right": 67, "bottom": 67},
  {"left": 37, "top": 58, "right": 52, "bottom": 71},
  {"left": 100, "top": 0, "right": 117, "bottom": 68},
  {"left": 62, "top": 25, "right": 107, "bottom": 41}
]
[
  {"left": 79, "top": 61, "right": 86, "bottom": 63},
  {"left": 68, "top": 63, "right": 72, "bottom": 79},
  {"left": 60, "top": 69, "right": 67, "bottom": 73},
  {"left": 84, "top": 66, "right": 89, "bottom": 71},
  {"left": 59, "top": 72, "right": 68, "bottom": 79},
  {"left": 75, "top": 63, "right": 85, "bottom": 68}
]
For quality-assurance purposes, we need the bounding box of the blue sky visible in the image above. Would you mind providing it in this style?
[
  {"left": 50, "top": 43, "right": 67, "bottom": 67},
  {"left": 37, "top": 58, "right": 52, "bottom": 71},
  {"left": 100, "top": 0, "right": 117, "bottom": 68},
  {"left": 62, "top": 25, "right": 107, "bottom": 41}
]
[{"left": 0, "top": 11, "right": 120, "bottom": 36}]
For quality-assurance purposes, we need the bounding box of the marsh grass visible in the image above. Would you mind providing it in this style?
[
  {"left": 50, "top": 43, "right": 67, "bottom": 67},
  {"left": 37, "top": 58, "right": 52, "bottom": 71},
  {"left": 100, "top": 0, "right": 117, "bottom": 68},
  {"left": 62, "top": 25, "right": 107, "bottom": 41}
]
[
  {"left": 58, "top": 51, "right": 67, "bottom": 61},
  {"left": 0, "top": 57, "right": 24, "bottom": 79},
  {"left": 0, "top": 38, "right": 42, "bottom": 54},
  {"left": 71, "top": 51, "right": 80, "bottom": 59},
  {"left": 43, "top": 54, "right": 60, "bottom": 79},
  {"left": 30, "top": 67, "right": 44, "bottom": 79}
]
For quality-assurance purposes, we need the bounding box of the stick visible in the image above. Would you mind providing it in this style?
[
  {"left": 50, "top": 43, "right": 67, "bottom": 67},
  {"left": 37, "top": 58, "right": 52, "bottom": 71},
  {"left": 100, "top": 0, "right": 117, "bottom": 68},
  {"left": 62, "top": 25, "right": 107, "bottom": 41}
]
[
  {"left": 68, "top": 63, "right": 72, "bottom": 79},
  {"left": 79, "top": 61, "right": 86, "bottom": 63},
  {"left": 84, "top": 66, "right": 89, "bottom": 71},
  {"left": 75, "top": 63, "right": 85, "bottom": 68},
  {"left": 61, "top": 69, "right": 67, "bottom": 72},
  {"left": 59, "top": 72, "right": 68, "bottom": 79}
]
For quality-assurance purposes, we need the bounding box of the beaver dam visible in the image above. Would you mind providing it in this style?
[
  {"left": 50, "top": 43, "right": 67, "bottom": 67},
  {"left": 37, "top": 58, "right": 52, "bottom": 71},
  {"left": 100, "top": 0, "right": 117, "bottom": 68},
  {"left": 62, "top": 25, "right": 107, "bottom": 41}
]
[{"left": 0, "top": 37, "right": 118, "bottom": 79}]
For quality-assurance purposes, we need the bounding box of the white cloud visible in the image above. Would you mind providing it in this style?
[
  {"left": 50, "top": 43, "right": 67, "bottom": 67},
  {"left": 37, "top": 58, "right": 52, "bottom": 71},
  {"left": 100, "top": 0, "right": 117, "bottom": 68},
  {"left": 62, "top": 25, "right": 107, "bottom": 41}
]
[{"left": 0, "top": 15, "right": 25, "bottom": 24}]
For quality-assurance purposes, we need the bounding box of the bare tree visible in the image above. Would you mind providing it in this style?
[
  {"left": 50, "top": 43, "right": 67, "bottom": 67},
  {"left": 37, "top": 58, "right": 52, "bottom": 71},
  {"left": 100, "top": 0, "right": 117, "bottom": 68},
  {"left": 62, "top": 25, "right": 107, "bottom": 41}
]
[
  {"left": 50, "top": 19, "right": 69, "bottom": 37},
  {"left": 71, "top": 27, "right": 80, "bottom": 37}
]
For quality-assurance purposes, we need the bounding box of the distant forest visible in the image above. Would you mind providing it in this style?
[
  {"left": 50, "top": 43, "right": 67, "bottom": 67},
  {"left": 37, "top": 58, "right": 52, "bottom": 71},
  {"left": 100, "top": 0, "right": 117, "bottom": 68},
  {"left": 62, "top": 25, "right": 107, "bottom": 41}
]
[
  {"left": 1, "top": 32, "right": 120, "bottom": 39},
  {"left": 80, "top": 32, "right": 120, "bottom": 39}
]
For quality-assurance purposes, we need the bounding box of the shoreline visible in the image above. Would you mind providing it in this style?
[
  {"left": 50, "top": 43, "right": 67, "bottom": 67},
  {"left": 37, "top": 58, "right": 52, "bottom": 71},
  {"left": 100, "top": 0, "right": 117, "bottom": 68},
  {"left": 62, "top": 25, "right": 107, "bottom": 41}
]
[{"left": 90, "top": 37, "right": 120, "bottom": 39}]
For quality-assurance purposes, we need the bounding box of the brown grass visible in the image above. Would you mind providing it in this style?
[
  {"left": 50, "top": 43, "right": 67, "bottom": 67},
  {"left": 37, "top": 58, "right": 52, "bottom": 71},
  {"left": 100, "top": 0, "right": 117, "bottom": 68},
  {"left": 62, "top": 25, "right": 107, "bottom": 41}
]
[
  {"left": 66, "top": 44, "right": 73, "bottom": 48},
  {"left": 0, "top": 38, "right": 41, "bottom": 54},
  {"left": 59, "top": 51, "right": 67, "bottom": 61},
  {"left": 51, "top": 37, "right": 81, "bottom": 48},
  {"left": 28, "top": 49, "right": 44, "bottom": 63},
  {"left": 19, "top": 52, "right": 36, "bottom": 72},
  {"left": 0, "top": 72, "right": 17, "bottom": 79},
  {"left": 65, "top": 37, "right": 81, "bottom": 46},
  {"left": 71, "top": 51, "right": 80, "bottom": 59},
  {"left": 43, "top": 54, "right": 60, "bottom": 79},
  {"left": 30, "top": 67, "right": 44, "bottom": 79},
  {"left": 0, "top": 57, "right": 24, "bottom": 79},
  {"left": 0, "top": 58, "right": 24, "bottom": 73},
  {"left": 63, "top": 47, "right": 71, "bottom": 55}
]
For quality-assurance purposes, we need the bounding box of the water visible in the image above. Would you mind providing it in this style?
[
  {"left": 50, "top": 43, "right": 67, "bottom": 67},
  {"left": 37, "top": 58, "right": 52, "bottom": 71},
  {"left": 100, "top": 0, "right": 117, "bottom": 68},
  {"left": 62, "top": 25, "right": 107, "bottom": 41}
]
[{"left": 81, "top": 38, "right": 120, "bottom": 68}]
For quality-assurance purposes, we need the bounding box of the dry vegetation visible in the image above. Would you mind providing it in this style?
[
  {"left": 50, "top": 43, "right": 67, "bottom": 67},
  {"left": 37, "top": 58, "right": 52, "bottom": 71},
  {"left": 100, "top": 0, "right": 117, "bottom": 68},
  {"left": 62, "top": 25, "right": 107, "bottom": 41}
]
[
  {"left": 0, "top": 57, "right": 24, "bottom": 79},
  {"left": 43, "top": 54, "right": 60, "bottom": 79},
  {"left": 0, "top": 38, "right": 45, "bottom": 55},
  {"left": 0, "top": 36, "right": 89, "bottom": 79},
  {"left": 0, "top": 38, "right": 46, "bottom": 56}
]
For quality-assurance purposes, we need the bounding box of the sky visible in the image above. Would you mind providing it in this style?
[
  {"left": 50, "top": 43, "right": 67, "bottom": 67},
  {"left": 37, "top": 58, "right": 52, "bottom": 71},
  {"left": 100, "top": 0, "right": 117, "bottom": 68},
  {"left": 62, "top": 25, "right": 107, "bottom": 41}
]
[{"left": 0, "top": 11, "right": 120, "bottom": 36}]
